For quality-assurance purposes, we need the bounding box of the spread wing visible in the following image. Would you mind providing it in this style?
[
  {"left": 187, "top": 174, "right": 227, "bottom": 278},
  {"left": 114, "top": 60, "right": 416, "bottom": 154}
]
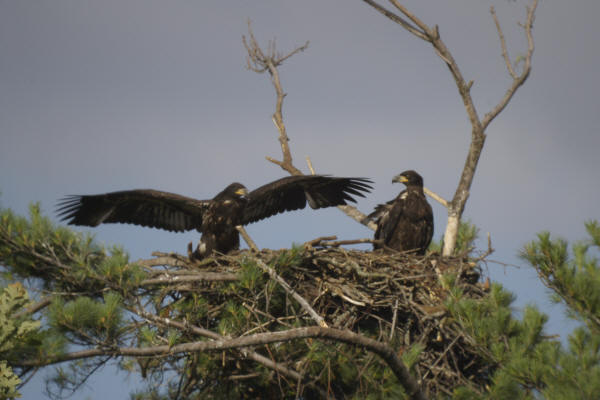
[
  {"left": 242, "top": 175, "right": 373, "bottom": 224},
  {"left": 57, "top": 189, "right": 209, "bottom": 232}
]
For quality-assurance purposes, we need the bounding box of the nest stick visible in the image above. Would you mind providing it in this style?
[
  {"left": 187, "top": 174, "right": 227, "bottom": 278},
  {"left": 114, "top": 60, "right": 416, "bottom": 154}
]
[{"left": 254, "top": 258, "right": 328, "bottom": 328}]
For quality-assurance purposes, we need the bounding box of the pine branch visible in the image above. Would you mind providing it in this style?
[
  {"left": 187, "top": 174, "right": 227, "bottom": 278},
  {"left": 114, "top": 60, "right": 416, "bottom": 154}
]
[{"left": 20, "top": 326, "right": 427, "bottom": 400}]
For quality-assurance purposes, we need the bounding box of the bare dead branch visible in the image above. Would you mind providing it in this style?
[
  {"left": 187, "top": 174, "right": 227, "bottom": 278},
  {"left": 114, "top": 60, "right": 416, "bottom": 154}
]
[
  {"left": 244, "top": 21, "right": 376, "bottom": 230},
  {"left": 341, "top": 205, "right": 377, "bottom": 231},
  {"left": 304, "top": 235, "right": 381, "bottom": 250},
  {"left": 482, "top": 0, "right": 537, "bottom": 129},
  {"left": 361, "top": 0, "right": 428, "bottom": 40},
  {"left": 304, "top": 235, "right": 338, "bottom": 249},
  {"left": 491, "top": 7, "right": 517, "bottom": 79},
  {"left": 388, "top": 0, "right": 433, "bottom": 35},
  {"left": 472, "top": 233, "right": 495, "bottom": 263},
  {"left": 243, "top": 20, "right": 307, "bottom": 176},
  {"left": 140, "top": 272, "right": 239, "bottom": 286},
  {"left": 389, "top": 298, "right": 399, "bottom": 341},
  {"left": 137, "top": 254, "right": 189, "bottom": 268},
  {"left": 424, "top": 187, "right": 449, "bottom": 208},
  {"left": 320, "top": 238, "right": 381, "bottom": 248},
  {"left": 236, "top": 225, "right": 259, "bottom": 252}
]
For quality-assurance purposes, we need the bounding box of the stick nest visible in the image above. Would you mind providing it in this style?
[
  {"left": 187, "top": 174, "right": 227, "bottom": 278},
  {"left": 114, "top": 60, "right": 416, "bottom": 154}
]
[{"left": 145, "top": 245, "right": 490, "bottom": 398}]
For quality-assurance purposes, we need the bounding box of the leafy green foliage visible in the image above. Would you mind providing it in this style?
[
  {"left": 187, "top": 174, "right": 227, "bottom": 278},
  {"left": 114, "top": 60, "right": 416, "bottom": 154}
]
[
  {"left": 0, "top": 283, "right": 41, "bottom": 352},
  {"left": 0, "top": 283, "right": 41, "bottom": 399},
  {"left": 0, "top": 360, "right": 21, "bottom": 399}
]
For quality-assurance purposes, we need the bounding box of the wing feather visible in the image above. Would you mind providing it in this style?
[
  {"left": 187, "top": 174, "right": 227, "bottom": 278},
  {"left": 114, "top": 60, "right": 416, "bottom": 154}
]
[
  {"left": 242, "top": 176, "right": 372, "bottom": 224},
  {"left": 57, "top": 189, "right": 208, "bottom": 232},
  {"left": 378, "top": 194, "right": 406, "bottom": 243}
]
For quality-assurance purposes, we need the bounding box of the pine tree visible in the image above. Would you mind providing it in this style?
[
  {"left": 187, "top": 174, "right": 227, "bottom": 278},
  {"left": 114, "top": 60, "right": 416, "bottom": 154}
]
[
  {"left": 3, "top": 202, "right": 600, "bottom": 399},
  {"left": 520, "top": 221, "right": 600, "bottom": 399}
]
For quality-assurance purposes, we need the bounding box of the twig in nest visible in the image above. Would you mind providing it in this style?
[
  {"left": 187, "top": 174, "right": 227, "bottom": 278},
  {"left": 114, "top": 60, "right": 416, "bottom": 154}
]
[
  {"left": 140, "top": 272, "right": 238, "bottom": 286},
  {"left": 304, "top": 236, "right": 380, "bottom": 249},
  {"left": 303, "top": 235, "right": 337, "bottom": 250},
  {"left": 140, "top": 252, "right": 189, "bottom": 268},
  {"left": 389, "top": 298, "right": 399, "bottom": 341},
  {"left": 473, "top": 232, "right": 494, "bottom": 262},
  {"left": 253, "top": 258, "right": 329, "bottom": 328},
  {"left": 328, "top": 285, "right": 367, "bottom": 307},
  {"left": 422, "top": 333, "right": 462, "bottom": 382},
  {"left": 320, "top": 238, "right": 380, "bottom": 248}
]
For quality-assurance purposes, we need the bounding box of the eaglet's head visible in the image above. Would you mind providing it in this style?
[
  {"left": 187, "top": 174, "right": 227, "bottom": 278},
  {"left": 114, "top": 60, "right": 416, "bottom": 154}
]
[
  {"left": 220, "top": 183, "right": 249, "bottom": 200},
  {"left": 392, "top": 170, "right": 423, "bottom": 187}
]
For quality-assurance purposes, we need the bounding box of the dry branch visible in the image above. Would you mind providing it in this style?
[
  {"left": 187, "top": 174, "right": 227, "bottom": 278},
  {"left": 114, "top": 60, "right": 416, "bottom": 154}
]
[
  {"left": 140, "top": 272, "right": 238, "bottom": 286},
  {"left": 236, "top": 225, "right": 259, "bottom": 252},
  {"left": 424, "top": 187, "right": 449, "bottom": 208},
  {"left": 243, "top": 21, "right": 376, "bottom": 231},
  {"left": 243, "top": 21, "right": 306, "bottom": 176}
]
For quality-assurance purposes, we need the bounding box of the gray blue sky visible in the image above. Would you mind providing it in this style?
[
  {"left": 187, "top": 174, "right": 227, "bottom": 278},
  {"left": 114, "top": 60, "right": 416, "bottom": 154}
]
[{"left": 2, "top": 1, "right": 599, "bottom": 398}]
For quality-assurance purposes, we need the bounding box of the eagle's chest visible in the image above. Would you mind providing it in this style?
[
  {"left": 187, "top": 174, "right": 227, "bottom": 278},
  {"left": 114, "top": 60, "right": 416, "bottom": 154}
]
[
  {"left": 394, "top": 191, "right": 428, "bottom": 221},
  {"left": 202, "top": 198, "right": 246, "bottom": 232}
]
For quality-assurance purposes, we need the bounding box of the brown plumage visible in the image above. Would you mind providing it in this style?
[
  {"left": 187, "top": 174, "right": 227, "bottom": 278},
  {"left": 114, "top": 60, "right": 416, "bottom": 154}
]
[
  {"left": 57, "top": 175, "right": 372, "bottom": 257},
  {"left": 369, "top": 170, "right": 433, "bottom": 255}
]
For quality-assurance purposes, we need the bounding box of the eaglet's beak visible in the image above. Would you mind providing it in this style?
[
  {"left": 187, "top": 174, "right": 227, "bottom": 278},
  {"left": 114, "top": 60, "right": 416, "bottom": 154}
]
[
  {"left": 235, "top": 187, "right": 249, "bottom": 197},
  {"left": 392, "top": 175, "right": 409, "bottom": 184}
]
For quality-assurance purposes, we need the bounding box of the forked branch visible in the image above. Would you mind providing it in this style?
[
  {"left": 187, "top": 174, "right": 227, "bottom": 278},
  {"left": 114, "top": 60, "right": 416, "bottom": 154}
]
[
  {"left": 243, "top": 21, "right": 307, "bottom": 176},
  {"left": 244, "top": 21, "right": 376, "bottom": 230},
  {"left": 483, "top": 3, "right": 537, "bottom": 129}
]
